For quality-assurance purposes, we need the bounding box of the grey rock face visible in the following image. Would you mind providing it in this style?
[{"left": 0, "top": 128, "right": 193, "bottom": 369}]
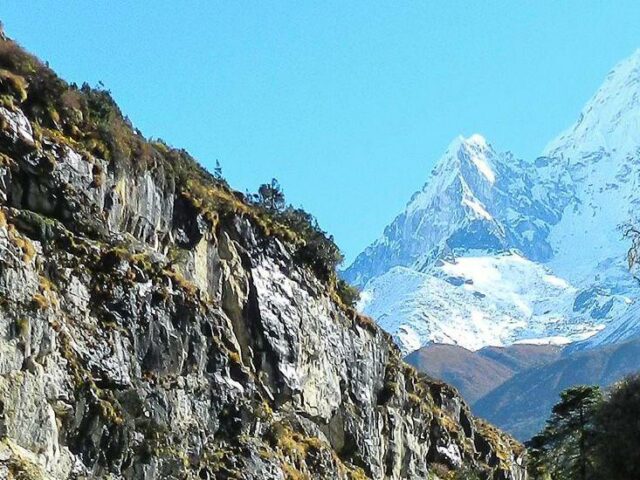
[{"left": 0, "top": 103, "right": 526, "bottom": 479}]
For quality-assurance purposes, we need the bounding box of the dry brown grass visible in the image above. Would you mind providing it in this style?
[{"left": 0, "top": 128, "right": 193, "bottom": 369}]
[
  {"left": 7, "top": 224, "right": 36, "bottom": 262},
  {"left": 0, "top": 68, "right": 27, "bottom": 102},
  {"left": 163, "top": 268, "right": 199, "bottom": 298}
]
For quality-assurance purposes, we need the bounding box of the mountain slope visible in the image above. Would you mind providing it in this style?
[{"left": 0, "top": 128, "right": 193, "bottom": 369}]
[
  {"left": 473, "top": 338, "right": 640, "bottom": 441},
  {"left": 540, "top": 52, "right": 640, "bottom": 287},
  {"left": 345, "top": 48, "right": 640, "bottom": 354},
  {"left": 359, "top": 252, "right": 609, "bottom": 352},
  {"left": 0, "top": 33, "right": 526, "bottom": 480},
  {"left": 405, "top": 343, "right": 562, "bottom": 403},
  {"left": 569, "top": 301, "right": 640, "bottom": 351},
  {"left": 344, "top": 135, "right": 557, "bottom": 289}
]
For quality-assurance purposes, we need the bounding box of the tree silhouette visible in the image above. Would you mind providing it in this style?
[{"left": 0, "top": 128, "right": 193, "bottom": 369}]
[
  {"left": 592, "top": 375, "right": 640, "bottom": 477},
  {"left": 527, "top": 386, "right": 602, "bottom": 480},
  {"left": 214, "top": 159, "right": 223, "bottom": 180},
  {"left": 255, "top": 178, "right": 285, "bottom": 212}
]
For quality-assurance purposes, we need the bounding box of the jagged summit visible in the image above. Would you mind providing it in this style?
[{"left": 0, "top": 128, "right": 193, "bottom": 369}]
[
  {"left": 545, "top": 48, "right": 640, "bottom": 156},
  {"left": 344, "top": 131, "right": 554, "bottom": 291},
  {"left": 345, "top": 133, "right": 505, "bottom": 287},
  {"left": 445, "top": 133, "right": 490, "bottom": 153},
  {"left": 406, "top": 133, "right": 497, "bottom": 215}
]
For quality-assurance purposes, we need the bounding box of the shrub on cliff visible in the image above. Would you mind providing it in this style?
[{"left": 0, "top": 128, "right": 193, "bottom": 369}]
[
  {"left": 250, "top": 178, "right": 286, "bottom": 213},
  {"left": 334, "top": 278, "right": 360, "bottom": 308},
  {"left": 250, "top": 181, "right": 344, "bottom": 281}
]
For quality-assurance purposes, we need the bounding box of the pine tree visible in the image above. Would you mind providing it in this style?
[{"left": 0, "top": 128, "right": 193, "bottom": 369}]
[
  {"left": 527, "top": 386, "right": 602, "bottom": 480},
  {"left": 214, "top": 159, "right": 223, "bottom": 180},
  {"left": 255, "top": 178, "right": 285, "bottom": 212},
  {"left": 592, "top": 375, "right": 640, "bottom": 477}
]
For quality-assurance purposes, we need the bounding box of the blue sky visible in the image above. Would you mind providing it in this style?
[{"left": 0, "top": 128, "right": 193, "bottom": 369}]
[{"left": 1, "top": 2, "right": 640, "bottom": 264}]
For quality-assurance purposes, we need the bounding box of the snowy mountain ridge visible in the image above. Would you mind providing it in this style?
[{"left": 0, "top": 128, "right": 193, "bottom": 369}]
[
  {"left": 344, "top": 49, "right": 640, "bottom": 354},
  {"left": 544, "top": 48, "right": 640, "bottom": 157}
]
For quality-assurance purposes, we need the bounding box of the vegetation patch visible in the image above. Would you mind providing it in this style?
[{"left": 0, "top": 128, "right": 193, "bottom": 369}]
[
  {"left": 0, "top": 69, "right": 26, "bottom": 103},
  {"left": 265, "top": 421, "right": 362, "bottom": 480},
  {"left": 3, "top": 442, "right": 46, "bottom": 480},
  {"left": 6, "top": 224, "right": 36, "bottom": 263}
]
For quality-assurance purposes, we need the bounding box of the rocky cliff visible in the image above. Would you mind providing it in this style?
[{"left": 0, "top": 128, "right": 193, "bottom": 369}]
[{"left": 0, "top": 35, "right": 526, "bottom": 479}]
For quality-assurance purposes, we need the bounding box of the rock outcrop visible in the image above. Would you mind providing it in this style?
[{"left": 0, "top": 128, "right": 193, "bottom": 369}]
[{"left": 0, "top": 35, "right": 526, "bottom": 479}]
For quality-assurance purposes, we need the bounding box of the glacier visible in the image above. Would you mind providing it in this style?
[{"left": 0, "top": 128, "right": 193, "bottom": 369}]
[{"left": 344, "top": 49, "right": 640, "bottom": 354}]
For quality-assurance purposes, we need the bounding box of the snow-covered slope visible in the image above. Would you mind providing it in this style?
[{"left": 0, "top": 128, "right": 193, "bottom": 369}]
[
  {"left": 345, "top": 49, "right": 640, "bottom": 354},
  {"left": 568, "top": 301, "right": 640, "bottom": 351},
  {"left": 358, "top": 253, "right": 624, "bottom": 352},
  {"left": 360, "top": 254, "right": 576, "bottom": 352},
  {"left": 545, "top": 49, "right": 640, "bottom": 157}
]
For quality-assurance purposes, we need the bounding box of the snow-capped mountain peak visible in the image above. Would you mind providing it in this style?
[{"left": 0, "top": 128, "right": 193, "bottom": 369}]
[
  {"left": 343, "top": 132, "right": 556, "bottom": 289},
  {"left": 344, "top": 133, "right": 520, "bottom": 288},
  {"left": 442, "top": 133, "right": 494, "bottom": 180},
  {"left": 407, "top": 133, "right": 497, "bottom": 214}
]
